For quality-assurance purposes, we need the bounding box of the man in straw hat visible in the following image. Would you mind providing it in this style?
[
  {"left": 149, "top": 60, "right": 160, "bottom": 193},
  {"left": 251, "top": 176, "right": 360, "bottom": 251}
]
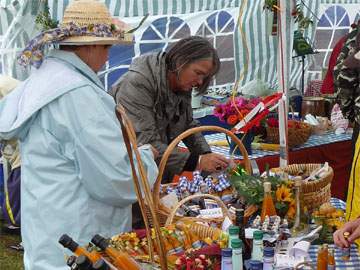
[{"left": 0, "top": 1, "right": 158, "bottom": 269}]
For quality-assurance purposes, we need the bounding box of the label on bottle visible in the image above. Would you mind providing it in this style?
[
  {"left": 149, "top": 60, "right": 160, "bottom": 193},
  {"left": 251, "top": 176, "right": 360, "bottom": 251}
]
[{"left": 199, "top": 208, "right": 223, "bottom": 218}]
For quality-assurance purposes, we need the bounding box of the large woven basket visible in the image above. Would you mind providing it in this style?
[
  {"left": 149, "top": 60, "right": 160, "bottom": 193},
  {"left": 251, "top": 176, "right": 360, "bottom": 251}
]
[
  {"left": 266, "top": 120, "right": 312, "bottom": 148},
  {"left": 279, "top": 163, "right": 333, "bottom": 211},
  {"left": 146, "top": 126, "right": 253, "bottom": 227}
]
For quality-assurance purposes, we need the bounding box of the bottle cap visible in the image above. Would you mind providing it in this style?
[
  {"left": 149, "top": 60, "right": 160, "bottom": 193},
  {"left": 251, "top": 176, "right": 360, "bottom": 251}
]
[
  {"left": 263, "top": 246, "right": 275, "bottom": 257},
  {"left": 75, "top": 255, "right": 92, "bottom": 267},
  {"left": 231, "top": 238, "right": 243, "bottom": 249},
  {"left": 344, "top": 231, "right": 350, "bottom": 238},
  {"left": 249, "top": 260, "right": 263, "bottom": 269},
  {"left": 228, "top": 225, "right": 240, "bottom": 235},
  {"left": 253, "top": 230, "right": 264, "bottom": 240},
  {"left": 59, "top": 234, "right": 79, "bottom": 252},
  {"left": 221, "top": 248, "right": 232, "bottom": 257},
  {"left": 264, "top": 182, "right": 271, "bottom": 192},
  {"left": 91, "top": 234, "right": 109, "bottom": 250}
]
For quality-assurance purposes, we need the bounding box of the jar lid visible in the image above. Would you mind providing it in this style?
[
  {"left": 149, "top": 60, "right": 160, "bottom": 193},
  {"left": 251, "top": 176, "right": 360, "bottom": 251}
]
[
  {"left": 221, "top": 248, "right": 232, "bottom": 257},
  {"left": 231, "top": 238, "right": 243, "bottom": 249},
  {"left": 249, "top": 260, "right": 263, "bottom": 269},
  {"left": 253, "top": 230, "right": 263, "bottom": 240},
  {"left": 263, "top": 246, "right": 275, "bottom": 257},
  {"left": 228, "top": 225, "right": 240, "bottom": 235}
]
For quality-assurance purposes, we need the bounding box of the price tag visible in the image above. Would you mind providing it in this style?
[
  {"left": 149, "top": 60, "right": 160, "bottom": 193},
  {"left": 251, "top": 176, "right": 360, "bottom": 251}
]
[{"left": 199, "top": 207, "right": 223, "bottom": 219}]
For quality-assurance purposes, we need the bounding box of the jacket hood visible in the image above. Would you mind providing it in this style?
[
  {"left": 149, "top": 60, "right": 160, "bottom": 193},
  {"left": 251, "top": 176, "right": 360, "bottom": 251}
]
[{"left": 0, "top": 51, "right": 91, "bottom": 140}]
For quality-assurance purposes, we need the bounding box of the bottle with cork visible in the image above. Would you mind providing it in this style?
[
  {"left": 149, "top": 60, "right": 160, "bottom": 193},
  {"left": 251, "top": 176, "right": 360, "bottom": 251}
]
[
  {"left": 342, "top": 232, "right": 351, "bottom": 261},
  {"left": 261, "top": 182, "right": 277, "bottom": 222},
  {"left": 291, "top": 177, "right": 308, "bottom": 236}
]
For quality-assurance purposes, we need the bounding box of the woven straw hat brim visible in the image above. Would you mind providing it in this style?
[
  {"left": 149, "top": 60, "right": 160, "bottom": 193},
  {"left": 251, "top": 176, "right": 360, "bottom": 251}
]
[{"left": 58, "top": 33, "right": 133, "bottom": 45}]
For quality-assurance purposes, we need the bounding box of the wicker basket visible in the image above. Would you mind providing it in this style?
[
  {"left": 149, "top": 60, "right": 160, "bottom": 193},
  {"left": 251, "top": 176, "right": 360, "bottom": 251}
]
[
  {"left": 278, "top": 163, "right": 333, "bottom": 210},
  {"left": 266, "top": 120, "right": 312, "bottom": 148},
  {"left": 147, "top": 126, "right": 253, "bottom": 227}
]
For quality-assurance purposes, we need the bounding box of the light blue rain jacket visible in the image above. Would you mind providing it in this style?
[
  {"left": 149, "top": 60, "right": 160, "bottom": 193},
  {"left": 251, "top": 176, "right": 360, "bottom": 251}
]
[{"left": 0, "top": 50, "right": 158, "bottom": 270}]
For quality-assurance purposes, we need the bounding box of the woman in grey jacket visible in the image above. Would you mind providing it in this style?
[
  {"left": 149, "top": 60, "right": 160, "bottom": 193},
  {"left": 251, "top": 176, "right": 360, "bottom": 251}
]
[{"left": 112, "top": 36, "right": 231, "bottom": 181}]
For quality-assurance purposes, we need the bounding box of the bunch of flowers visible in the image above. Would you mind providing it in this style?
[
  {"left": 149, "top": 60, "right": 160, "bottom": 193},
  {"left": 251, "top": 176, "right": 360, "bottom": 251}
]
[
  {"left": 213, "top": 96, "right": 262, "bottom": 126},
  {"left": 175, "top": 253, "right": 219, "bottom": 270},
  {"left": 275, "top": 184, "right": 296, "bottom": 219}
]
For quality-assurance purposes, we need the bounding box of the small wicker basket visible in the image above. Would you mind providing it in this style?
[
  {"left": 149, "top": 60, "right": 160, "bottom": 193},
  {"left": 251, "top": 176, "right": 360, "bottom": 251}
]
[
  {"left": 278, "top": 163, "right": 333, "bottom": 211},
  {"left": 266, "top": 120, "right": 312, "bottom": 148},
  {"left": 147, "top": 126, "right": 253, "bottom": 227}
]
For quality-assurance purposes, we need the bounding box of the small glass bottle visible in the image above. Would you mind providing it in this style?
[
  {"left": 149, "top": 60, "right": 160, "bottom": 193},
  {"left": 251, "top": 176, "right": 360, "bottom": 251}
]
[
  {"left": 291, "top": 178, "right": 308, "bottom": 236},
  {"left": 228, "top": 225, "right": 240, "bottom": 248},
  {"left": 328, "top": 248, "right": 336, "bottom": 269},
  {"left": 249, "top": 260, "right": 263, "bottom": 270},
  {"left": 342, "top": 232, "right": 351, "bottom": 261},
  {"left": 261, "top": 182, "right": 277, "bottom": 222},
  {"left": 235, "top": 208, "right": 251, "bottom": 261},
  {"left": 59, "top": 234, "right": 102, "bottom": 263},
  {"left": 231, "top": 239, "right": 243, "bottom": 270},
  {"left": 91, "top": 234, "right": 140, "bottom": 270},
  {"left": 263, "top": 246, "right": 275, "bottom": 270},
  {"left": 316, "top": 245, "right": 328, "bottom": 270},
  {"left": 221, "top": 248, "right": 233, "bottom": 270},
  {"left": 251, "top": 230, "right": 264, "bottom": 261}
]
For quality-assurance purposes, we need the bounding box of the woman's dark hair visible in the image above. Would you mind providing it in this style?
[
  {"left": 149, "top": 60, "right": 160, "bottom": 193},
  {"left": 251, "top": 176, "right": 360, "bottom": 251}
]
[{"left": 165, "top": 36, "right": 220, "bottom": 94}]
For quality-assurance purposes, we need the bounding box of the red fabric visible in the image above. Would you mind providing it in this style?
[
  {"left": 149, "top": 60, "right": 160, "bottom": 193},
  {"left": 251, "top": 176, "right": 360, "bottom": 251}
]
[
  {"left": 255, "top": 140, "right": 352, "bottom": 200},
  {"left": 320, "top": 35, "right": 347, "bottom": 94}
]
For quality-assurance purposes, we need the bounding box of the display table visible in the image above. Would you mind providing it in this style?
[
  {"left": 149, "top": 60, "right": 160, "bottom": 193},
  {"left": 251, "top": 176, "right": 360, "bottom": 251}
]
[{"left": 179, "top": 131, "right": 352, "bottom": 199}]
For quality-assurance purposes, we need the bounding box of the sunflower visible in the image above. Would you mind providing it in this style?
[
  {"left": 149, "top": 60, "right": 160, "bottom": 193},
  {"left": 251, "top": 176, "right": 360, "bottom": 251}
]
[
  {"left": 276, "top": 185, "right": 292, "bottom": 203},
  {"left": 286, "top": 199, "right": 296, "bottom": 219}
]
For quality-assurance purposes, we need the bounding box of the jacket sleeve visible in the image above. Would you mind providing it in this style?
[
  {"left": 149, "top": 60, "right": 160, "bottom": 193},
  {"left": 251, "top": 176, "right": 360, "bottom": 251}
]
[
  {"left": 182, "top": 100, "right": 211, "bottom": 155},
  {"left": 71, "top": 87, "right": 158, "bottom": 207},
  {"left": 334, "top": 29, "right": 359, "bottom": 123},
  {"left": 113, "top": 72, "right": 191, "bottom": 178}
]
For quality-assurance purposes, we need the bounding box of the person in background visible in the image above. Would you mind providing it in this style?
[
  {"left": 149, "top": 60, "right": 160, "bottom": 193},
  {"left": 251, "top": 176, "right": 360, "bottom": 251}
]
[
  {"left": 333, "top": 217, "right": 360, "bottom": 248},
  {"left": 112, "top": 36, "right": 231, "bottom": 182},
  {"left": 0, "top": 75, "right": 22, "bottom": 251},
  {"left": 0, "top": 1, "right": 158, "bottom": 269}
]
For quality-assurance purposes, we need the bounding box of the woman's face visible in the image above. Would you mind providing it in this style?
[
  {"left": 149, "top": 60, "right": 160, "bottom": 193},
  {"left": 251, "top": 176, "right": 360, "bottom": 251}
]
[{"left": 175, "top": 59, "right": 214, "bottom": 92}]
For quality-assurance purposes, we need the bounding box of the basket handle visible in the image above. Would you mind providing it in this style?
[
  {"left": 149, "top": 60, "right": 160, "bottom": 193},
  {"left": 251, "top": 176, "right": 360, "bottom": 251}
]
[
  {"left": 115, "top": 104, "right": 167, "bottom": 270},
  {"left": 165, "top": 193, "right": 231, "bottom": 226},
  {"left": 153, "top": 126, "right": 252, "bottom": 209}
]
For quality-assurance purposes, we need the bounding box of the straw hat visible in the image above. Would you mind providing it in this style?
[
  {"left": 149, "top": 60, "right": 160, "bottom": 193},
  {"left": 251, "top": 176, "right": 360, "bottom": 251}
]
[
  {"left": 0, "top": 75, "right": 19, "bottom": 99},
  {"left": 59, "top": 0, "right": 132, "bottom": 45}
]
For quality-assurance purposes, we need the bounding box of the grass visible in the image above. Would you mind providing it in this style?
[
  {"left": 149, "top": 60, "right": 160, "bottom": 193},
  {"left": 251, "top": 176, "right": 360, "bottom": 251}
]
[{"left": 0, "top": 218, "right": 24, "bottom": 270}]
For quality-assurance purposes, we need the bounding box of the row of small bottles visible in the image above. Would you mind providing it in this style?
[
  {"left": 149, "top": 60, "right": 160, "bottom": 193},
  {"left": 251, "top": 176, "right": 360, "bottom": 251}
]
[{"left": 59, "top": 234, "right": 141, "bottom": 270}]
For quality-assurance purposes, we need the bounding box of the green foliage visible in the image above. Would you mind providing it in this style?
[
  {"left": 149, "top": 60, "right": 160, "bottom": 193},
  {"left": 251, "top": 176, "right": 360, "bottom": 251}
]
[
  {"left": 229, "top": 173, "right": 283, "bottom": 206},
  {"left": 35, "top": 5, "right": 58, "bottom": 31}
]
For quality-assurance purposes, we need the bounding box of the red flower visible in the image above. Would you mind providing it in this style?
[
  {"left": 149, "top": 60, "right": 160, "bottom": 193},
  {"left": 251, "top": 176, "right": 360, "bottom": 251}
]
[{"left": 226, "top": 114, "right": 238, "bottom": 125}]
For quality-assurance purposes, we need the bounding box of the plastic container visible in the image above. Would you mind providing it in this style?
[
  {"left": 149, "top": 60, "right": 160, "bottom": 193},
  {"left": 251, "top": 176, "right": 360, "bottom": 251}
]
[
  {"left": 263, "top": 247, "right": 274, "bottom": 270},
  {"left": 231, "top": 238, "right": 243, "bottom": 270},
  {"left": 228, "top": 225, "right": 240, "bottom": 248},
  {"left": 221, "top": 248, "right": 233, "bottom": 270},
  {"left": 251, "top": 230, "right": 263, "bottom": 261},
  {"left": 249, "top": 260, "right": 263, "bottom": 270}
]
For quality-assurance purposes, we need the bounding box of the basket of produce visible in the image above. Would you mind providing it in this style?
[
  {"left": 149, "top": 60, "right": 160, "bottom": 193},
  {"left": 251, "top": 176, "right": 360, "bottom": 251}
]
[
  {"left": 266, "top": 118, "right": 312, "bottom": 148},
  {"left": 147, "top": 125, "right": 253, "bottom": 227},
  {"left": 272, "top": 163, "right": 333, "bottom": 211}
]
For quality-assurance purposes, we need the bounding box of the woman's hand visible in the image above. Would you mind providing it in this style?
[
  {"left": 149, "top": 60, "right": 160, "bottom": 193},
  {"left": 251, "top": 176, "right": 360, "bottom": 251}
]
[
  {"left": 197, "top": 153, "right": 231, "bottom": 172},
  {"left": 333, "top": 218, "right": 360, "bottom": 248}
]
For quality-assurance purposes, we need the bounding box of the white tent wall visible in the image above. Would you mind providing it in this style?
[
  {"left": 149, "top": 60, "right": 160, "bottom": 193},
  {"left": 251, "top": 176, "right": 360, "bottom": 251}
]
[{"left": 1, "top": 0, "right": 360, "bottom": 92}]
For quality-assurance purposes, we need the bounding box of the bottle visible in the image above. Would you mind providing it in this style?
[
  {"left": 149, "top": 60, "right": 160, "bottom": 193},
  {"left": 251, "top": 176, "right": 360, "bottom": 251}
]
[
  {"left": 221, "top": 248, "right": 233, "bottom": 270},
  {"left": 291, "top": 178, "right": 308, "bottom": 236},
  {"left": 228, "top": 225, "right": 240, "bottom": 248},
  {"left": 235, "top": 208, "right": 251, "bottom": 261},
  {"left": 92, "top": 259, "right": 110, "bottom": 270},
  {"left": 261, "top": 182, "right": 277, "bottom": 222},
  {"left": 66, "top": 256, "right": 78, "bottom": 269},
  {"left": 342, "top": 232, "right": 351, "bottom": 261},
  {"left": 249, "top": 260, "right": 263, "bottom": 270},
  {"left": 263, "top": 246, "right": 274, "bottom": 270},
  {"left": 59, "top": 234, "right": 102, "bottom": 263},
  {"left": 328, "top": 248, "right": 336, "bottom": 269},
  {"left": 75, "top": 255, "right": 95, "bottom": 270},
  {"left": 91, "top": 234, "right": 141, "bottom": 270},
  {"left": 251, "top": 230, "right": 263, "bottom": 261},
  {"left": 316, "top": 245, "right": 328, "bottom": 270},
  {"left": 231, "top": 239, "right": 243, "bottom": 270}
]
